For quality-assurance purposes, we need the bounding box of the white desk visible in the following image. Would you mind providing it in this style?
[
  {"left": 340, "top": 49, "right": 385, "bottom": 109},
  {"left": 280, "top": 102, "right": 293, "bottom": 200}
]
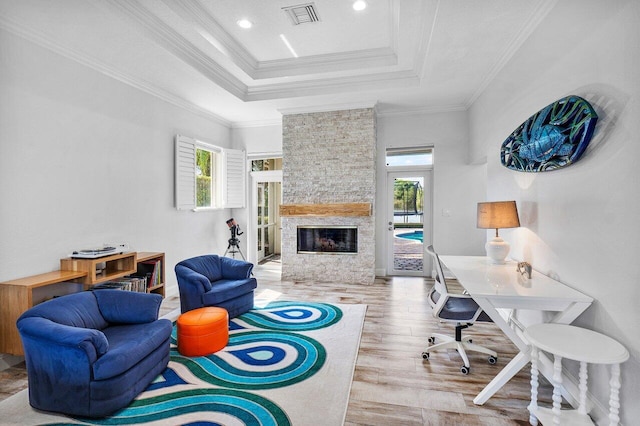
[{"left": 439, "top": 256, "right": 593, "bottom": 406}]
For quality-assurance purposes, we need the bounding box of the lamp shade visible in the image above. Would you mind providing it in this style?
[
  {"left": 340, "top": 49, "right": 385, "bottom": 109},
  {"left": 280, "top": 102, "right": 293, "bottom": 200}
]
[
  {"left": 477, "top": 201, "right": 520, "bottom": 264},
  {"left": 477, "top": 201, "right": 520, "bottom": 230}
]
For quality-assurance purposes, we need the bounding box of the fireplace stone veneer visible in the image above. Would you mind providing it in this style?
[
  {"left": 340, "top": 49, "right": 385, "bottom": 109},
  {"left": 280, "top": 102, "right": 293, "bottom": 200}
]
[{"left": 282, "top": 108, "right": 376, "bottom": 284}]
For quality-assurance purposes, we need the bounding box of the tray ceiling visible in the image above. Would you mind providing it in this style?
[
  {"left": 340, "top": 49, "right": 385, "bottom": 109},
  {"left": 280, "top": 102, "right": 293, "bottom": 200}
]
[{"left": 0, "top": 0, "right": 557, "bottom": 125}]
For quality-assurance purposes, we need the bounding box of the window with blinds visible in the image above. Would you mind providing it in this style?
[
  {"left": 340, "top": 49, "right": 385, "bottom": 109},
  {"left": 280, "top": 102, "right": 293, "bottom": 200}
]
[{"left": 175, "top": 135, "right": 246, "bottom": 211}]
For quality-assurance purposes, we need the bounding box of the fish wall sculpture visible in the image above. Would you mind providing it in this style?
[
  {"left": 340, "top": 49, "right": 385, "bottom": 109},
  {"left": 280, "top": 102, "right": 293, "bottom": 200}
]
[{"left": 500, "top": 95, "right": 598, "bottom": 172}]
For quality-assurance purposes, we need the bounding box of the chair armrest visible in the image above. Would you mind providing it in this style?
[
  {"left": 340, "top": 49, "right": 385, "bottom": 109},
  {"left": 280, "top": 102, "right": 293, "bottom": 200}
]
[
  {"left": 175, "top": 264, "right": 213, "bottom": 292},
  {"left": 93, "top": 290, "right": 162, "bottom": 324},
  {"left": 17, "top": 317, "right": 108, "bottom": 361},
  {"left": 219, "top": 257, "right": 254, "bottom": 279}
]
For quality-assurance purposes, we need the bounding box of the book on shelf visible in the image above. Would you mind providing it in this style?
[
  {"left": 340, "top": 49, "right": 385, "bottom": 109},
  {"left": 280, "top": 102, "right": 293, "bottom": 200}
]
[
  {"left": 135, "top": 259, "right": 162, "bottom": 289},
  {"left": 91, "top": 276, "right": 146, "bottom": 293}
]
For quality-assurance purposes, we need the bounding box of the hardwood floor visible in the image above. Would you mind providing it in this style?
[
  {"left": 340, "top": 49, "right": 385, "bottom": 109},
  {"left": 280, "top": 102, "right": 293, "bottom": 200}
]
[
  {"left": 253, "top": 273, "right": 550, "bottom": 425},
  {"left": 0, "top": 265, "right": 553, "bottom": 425}
]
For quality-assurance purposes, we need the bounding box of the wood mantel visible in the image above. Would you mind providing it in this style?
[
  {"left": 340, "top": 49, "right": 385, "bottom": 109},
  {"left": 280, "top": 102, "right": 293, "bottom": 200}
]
[{"left": 280, "top": 202, "right": 371, "bottom": 217}]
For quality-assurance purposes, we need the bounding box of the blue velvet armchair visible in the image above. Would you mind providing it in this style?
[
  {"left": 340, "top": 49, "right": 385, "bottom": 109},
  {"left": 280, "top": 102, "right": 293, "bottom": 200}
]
[
  {"left": 17, "top": 290, "right": 172, "bottom": 418},
  {"left": 175, "top": 254, "right": 257, "bottom": 318}
]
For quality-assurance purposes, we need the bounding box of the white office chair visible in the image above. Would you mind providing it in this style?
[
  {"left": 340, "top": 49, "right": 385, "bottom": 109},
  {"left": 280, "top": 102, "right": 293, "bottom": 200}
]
[{"left": 423, "top": 245, "right": 498, "bottom": 374}]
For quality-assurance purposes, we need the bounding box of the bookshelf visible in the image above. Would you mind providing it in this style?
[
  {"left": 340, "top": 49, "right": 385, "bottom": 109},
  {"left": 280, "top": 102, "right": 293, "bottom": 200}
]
[
  {"left": 135, "top": 252, "right": 165, "bottom": 297},
  {"left": 60, "top": 252, "right": 137, "bottom": 285},
  {"left": 0, "top": 251, "right": 166, "bottom": 355}
]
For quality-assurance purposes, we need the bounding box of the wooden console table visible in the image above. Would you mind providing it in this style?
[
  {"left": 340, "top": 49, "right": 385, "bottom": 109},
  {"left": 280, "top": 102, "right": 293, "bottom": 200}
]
[{"left": 0, "top": 251, "right": 165, "bottom": 356}]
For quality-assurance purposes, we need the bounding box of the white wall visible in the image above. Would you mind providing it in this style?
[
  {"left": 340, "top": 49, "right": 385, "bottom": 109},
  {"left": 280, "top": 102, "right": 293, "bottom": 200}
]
[
  {"left": 469, "top": 0, "right": 640, "bottom": 423},
  {"left": 0, "top": 29, "right": 234, "bottom": 296},
  {"left": 376, "top": 111, "right": 486, "bottom": 274},
  {"left": 230, "top": 123, "right": 283, "bottom": 262}
]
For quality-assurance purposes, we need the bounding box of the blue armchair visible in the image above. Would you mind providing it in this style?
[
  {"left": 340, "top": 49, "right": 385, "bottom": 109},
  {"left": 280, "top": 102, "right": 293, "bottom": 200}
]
[
  {"left": 175, "top": 254, "right": 257, "bottom": 318},
  {"left": 17, "top": 290, "right": 172, "bottom": 418}
]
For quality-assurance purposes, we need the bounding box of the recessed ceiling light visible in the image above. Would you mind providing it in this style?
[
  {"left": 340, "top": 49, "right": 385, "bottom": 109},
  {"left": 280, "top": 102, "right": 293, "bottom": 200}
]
[
  {"left": 237, "top": 19, "right": 252, "bottom": 29},
  {"left": 353, "top": 1, "right": 367, "bottom": 11}
]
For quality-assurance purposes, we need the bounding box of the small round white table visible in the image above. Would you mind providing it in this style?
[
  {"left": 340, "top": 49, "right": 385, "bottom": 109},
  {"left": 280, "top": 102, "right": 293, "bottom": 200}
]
[{"left": 524, "top": 324, "right": 629, "bottom": 426}]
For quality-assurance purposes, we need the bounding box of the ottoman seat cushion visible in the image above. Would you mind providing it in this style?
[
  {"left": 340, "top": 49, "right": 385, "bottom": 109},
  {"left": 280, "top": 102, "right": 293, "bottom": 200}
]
[{"left": 177, "top": 307, "right": 229, "bottom": 357}]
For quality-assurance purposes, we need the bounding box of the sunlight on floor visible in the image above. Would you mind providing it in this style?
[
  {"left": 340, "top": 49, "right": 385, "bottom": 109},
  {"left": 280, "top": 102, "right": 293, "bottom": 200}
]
[{"left": 253, "top": 288, "right": 283, "bottom": 308}]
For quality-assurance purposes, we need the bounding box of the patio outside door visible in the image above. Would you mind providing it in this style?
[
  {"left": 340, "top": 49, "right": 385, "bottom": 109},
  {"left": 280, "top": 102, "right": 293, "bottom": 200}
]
[{"left": 387, "top": 170, "right": 432, "bottom": 276}]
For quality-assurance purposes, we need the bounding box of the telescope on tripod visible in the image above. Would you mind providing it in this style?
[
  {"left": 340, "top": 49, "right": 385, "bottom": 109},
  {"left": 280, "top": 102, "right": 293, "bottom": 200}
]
[{"left": 223, "top": 218, "right": 246, "bottom": 260}]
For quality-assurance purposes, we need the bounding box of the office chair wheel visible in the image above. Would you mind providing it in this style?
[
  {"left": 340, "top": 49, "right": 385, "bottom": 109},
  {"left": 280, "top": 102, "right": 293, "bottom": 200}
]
[
  {"left": 488, "top": 355, "right": 498, "bottom": 365},
  {"left": 460, "top": 365, "right": 470, "bottom": 375},
  {"left": 422, "top": 352, "right": 430, "bottom": 360},
  {"left": 428, "top": 337, "right": 435, "bottom": 344}
]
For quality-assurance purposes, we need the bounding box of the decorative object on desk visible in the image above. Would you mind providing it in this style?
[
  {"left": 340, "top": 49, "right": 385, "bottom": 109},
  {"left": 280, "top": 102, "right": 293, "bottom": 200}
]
[
  {"left": 517, "top": 261, "right": 532, "bottom": 279},
  {"left": 477, "top": 201, "right": 520, "bottom": 264},
  {"left": 500, "top": 95, "right": 598, "bottom": 172}
]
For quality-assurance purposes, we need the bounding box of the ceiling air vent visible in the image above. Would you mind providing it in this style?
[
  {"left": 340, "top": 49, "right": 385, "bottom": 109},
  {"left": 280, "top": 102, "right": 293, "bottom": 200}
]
[{"left": 282, "top": 3, "right": 320, "bottom": 25}]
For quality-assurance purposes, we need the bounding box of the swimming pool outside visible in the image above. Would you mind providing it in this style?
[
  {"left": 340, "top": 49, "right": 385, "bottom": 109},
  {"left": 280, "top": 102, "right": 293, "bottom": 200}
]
[{"left": 396, "top": 230, "right": 423, "bottom": 243}]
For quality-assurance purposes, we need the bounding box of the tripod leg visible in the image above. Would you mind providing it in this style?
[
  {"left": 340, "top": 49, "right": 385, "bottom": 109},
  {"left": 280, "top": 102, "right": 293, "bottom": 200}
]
[
  {"left": 224, "top": 242, "right": 232, "bottom": 257},
  {"left": 235, "top": 245, "right": 246, "bottom": 261}
]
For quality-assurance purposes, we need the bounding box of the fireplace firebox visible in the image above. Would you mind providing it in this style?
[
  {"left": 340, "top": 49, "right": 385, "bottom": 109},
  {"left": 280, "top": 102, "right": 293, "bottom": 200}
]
[{"left": 297, "top": 226, "right": 358, "bottom": 254}]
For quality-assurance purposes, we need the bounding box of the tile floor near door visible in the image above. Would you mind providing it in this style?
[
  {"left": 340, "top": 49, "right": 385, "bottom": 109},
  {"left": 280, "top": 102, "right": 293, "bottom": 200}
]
[{"left": 0, "top": 263, "right": 553, "bottom": 425}]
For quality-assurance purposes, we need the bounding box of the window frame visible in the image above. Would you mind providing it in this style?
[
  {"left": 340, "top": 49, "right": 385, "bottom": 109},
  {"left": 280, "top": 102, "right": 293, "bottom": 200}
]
[
  {"left": 385, "top": 147, "right": 434, "bottom": 168},
  {"left": 175, "top": 135, "right": 246, "bottom": 211}
]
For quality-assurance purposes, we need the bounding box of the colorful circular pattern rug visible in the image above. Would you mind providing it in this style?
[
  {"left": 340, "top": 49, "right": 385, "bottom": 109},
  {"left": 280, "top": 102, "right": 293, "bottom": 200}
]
[{"left": 40, "top": 301, "right": 365, "bottom": 426}]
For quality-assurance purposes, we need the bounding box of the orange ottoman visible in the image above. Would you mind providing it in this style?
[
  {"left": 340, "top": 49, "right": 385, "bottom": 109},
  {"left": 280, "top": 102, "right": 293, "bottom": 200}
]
[{"left": 177, "top": 307, "right": 229, "bottom": 357}]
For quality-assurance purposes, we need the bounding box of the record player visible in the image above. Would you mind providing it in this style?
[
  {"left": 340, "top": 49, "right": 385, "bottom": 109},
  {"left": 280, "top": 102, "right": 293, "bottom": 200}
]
[{"left": 71, "top": 244, "right": 128, "bottom": 259}]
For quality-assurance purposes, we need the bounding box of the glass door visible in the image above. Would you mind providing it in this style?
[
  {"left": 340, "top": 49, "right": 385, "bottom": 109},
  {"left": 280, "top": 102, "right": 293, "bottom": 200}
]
[
  {"left": 387, "top": 170, "right": 432, "bottom": 276},
  {"left": 256, "top": 181, "right": 281, "bottom": 263}
]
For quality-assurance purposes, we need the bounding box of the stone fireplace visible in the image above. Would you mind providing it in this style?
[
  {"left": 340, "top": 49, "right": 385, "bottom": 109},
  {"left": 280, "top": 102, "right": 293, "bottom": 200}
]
[{"left": 281, "top": 108, "right": 376, "bottom": 284}]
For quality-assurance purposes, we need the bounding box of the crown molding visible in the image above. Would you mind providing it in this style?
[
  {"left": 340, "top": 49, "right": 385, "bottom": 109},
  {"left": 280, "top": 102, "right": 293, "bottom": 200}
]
[
  {"left": 376, "top": 103, "right": 467, "bottom": 118},
  {"left": 162, "top": 0, "right": 258, "bottom": 76},
  {"left": 102, "top": 0, "right": 248, "bottom": 100},
  {"left": 248, "top": 70, "right": 419, "bottom": 101},
  {"left": 278, "top": 101, "right": 378, "bottom": 116},
  {"left": 101, "top": 0, "right": 419, "bottom": 102},
  {"left": 165, "top": 0, "right": 397, "bottom": 80},
  {"left": 253, "top": 47, "right": 397, "bottom": 79},
  {"left": 0, "top": 16, "right": 231, "bottom": 128},
  {"left": 464, "top": 0, "right": 559, "bottom": 108},
  {"left": 156, "top": 0, "right": 401, "bottom": 81},
  {"left": 231, "top": 118, "right": 283, "bottom": 129}
]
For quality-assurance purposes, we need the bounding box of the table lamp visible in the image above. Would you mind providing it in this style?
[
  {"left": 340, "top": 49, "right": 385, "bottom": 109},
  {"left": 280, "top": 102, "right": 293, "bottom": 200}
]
[{"left": 477, "top": 201, "right": 520, "bottom": 264}]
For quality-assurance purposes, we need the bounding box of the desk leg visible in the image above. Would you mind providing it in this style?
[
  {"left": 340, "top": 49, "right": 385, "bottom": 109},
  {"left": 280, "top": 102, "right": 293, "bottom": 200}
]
[
  {"left": 549, "top": 302, "right": 592, "bottom": 325},
  {"left": 474, "top": 351, "right": 530, "bottom": 405}
]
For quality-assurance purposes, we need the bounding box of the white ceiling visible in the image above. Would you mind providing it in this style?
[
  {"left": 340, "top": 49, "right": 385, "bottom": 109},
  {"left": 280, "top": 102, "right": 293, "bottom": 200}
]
[{"left": 0, "top": 0, "right": 557, "bottom": 126}]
